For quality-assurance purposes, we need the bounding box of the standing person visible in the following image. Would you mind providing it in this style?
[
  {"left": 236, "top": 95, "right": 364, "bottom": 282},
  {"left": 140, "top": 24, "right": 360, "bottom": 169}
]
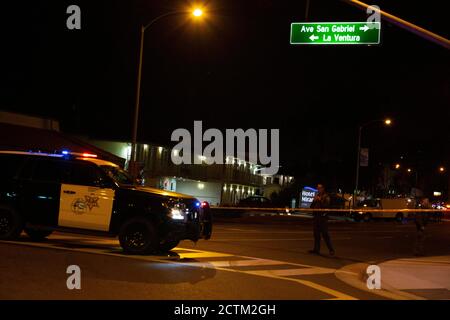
[
  {"left": 308, "top": 184, "right": 335, "bottom": 256},
  {"left": 414, "top": 197, "right": 430, "bottom": 256}
]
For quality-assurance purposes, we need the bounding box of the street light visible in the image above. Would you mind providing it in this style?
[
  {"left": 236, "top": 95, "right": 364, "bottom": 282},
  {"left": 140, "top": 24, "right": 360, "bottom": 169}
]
[
  {"left": 439, "top": 166, "right": 445, "bottom": 173},
  {"left": 129, "top": 7, "right": 205, "bottom": 176},
  {"left": 193, "top": 8, "right": 203, "bottom": 17},
  {"left": 354, "top": 118, "right": 392, "bottom": 207}
]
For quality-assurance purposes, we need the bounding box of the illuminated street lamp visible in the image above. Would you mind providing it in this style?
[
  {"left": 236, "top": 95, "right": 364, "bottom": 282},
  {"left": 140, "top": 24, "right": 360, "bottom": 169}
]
[
  {"left": 439, "top": 166, "right": 445, "bottom": 173},
  {"left": 354, "top": 118, "right": 393, "bottom": 207},
  {"left": 395, "top": 163, "right": 401, "bottom": 169},
  {"left": 193, "top": 8, "right": 203, "bottom": 17},
  {"left": 130, "top": 7, "right": 205, "bottom": 176}
]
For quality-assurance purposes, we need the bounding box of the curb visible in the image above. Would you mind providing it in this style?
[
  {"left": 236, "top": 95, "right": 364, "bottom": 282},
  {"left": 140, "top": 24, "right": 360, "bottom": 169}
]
[{"left": 335, "top": 262, "right": 426, "bottom": 300}]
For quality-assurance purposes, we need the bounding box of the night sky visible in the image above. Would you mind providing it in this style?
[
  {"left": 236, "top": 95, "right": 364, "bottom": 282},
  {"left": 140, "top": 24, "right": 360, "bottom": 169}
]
[{"left": 1, "top": 0, "right": 449, "bottom": 191}]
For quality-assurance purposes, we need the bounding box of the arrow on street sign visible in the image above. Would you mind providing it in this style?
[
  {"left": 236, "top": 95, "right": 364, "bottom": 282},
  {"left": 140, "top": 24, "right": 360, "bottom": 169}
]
[
  {"left": 359, "top": 25, "right": 369, "bottom": 32},
  {"left": 290, "top": 22, "right": 381, "bottom": 45}
]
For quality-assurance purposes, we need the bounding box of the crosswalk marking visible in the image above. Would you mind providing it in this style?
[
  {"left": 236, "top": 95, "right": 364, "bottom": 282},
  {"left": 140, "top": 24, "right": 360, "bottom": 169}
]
[
  {"left": 1, "top": 234, "right": 356, "bottom": 300},
  {"left": 245, "top": 267, "right": 336, "bottom": 277},
  {"left": 180, "top": 259, "right": 284, "bottom": 268},
  {"left": 176, "top": 251, "right": 233, "bottom": 259}
]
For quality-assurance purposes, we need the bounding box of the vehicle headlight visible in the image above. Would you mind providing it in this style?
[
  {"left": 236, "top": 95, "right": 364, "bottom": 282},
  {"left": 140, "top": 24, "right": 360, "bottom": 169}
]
[{"left": 169, "top": 208, "right": 185, "bottom": 220}]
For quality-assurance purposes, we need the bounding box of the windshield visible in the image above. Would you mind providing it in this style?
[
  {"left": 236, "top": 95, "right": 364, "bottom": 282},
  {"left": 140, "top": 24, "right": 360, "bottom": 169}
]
[{"left": 100, "top": 165, "right": 134, "bottom": 185}]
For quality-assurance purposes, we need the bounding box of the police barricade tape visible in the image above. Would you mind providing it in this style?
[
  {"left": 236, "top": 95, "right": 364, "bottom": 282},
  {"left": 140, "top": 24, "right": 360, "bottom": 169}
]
[
  {"left": 208, "top": 207, "right": 446, "bottom": 220},
  {"left": 210, "top": 207, "right": 444, "bottom": 213}
]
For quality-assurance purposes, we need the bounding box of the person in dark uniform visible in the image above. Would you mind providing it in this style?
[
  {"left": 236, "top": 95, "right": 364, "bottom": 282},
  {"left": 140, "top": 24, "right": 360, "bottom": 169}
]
[
  {"left": 414, "top": 197, "right": 430, "bottom": 256},
  {"left": 308, "top": 184, "right": 335, "bottom": 256}
]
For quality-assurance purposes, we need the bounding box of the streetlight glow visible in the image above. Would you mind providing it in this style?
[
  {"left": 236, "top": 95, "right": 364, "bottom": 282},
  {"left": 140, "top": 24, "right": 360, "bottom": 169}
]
[
  {"left": 395, "top": 163, "right": 401, "bottom": 169},
  {"left": 130, "top": 8, "right": 207, "bottom": 177},
  {"left": 193, "top": 8, "right": 203, "bottom": 17},
  {"left": 354, "top": 117, "right": 393, "bottom": 208},
  {"left": 439, "top": 167, "right": 445, "bottom": 172}
]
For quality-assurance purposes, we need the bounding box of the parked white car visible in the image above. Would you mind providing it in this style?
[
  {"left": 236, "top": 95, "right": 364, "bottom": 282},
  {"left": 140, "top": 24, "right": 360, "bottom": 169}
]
[{"left": 354, "top": 198, "right": 416, "bottom": 221}]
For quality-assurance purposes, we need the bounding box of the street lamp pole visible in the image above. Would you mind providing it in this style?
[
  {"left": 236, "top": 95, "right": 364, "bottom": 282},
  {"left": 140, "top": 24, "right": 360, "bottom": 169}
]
[
  {"left": 353, "top": 118, "right": 391, "bottom": 207},
  {"left": 304, "top": 0, "right": 311, "bottom": 21},
  {"left": 354, "top": 125, "right": 363, "bottom": 207},
  {"left": 129, "top": 10, "right": 203, "bottom": 176},
  {"left": 130, "top": 24, "right": 146, "bottom": 176}
]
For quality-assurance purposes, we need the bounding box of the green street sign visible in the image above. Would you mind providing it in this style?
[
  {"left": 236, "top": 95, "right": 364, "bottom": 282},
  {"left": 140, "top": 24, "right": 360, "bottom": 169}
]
[{"left": 290, "top": 22, "right": 381, "bottom": 45}]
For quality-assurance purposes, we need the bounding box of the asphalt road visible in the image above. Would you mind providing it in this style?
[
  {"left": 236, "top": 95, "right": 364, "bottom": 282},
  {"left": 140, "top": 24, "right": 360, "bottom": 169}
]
[{"left": 1, "top": 217, "right": 449, "bottom": 300}]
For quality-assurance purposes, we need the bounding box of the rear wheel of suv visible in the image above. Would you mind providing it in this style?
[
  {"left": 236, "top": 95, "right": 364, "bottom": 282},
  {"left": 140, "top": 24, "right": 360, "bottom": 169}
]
[
  {"left": 119, "top": 217, "right": 158, "bottom": 255},
  {"left": 0, "top": 206, "right": 23, "bottom": 240},
  {"left": 157, "top": 240, "right": 180, "bottom": 253},
  {"left": 24, "top": 228, "right": 53, "bottom": 241}
]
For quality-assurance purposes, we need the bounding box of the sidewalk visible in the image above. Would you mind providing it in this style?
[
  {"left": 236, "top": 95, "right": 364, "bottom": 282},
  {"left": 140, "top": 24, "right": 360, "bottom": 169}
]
[
  {"left": 336, "top": 255, "right": 450, "bottom": 300},
  {"left": 378, "top": 255, "right": 450, "bottom": 299}
]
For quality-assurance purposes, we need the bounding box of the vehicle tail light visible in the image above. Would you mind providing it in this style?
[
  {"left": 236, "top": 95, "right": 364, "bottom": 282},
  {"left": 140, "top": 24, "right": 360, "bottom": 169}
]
[{"left": 201, "top": 201, "right": 210, "bottom": 209}]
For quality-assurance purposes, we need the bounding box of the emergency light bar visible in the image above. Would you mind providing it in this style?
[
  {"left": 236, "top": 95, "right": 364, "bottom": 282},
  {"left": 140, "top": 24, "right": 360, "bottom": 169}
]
[
  {"left": 61, "top": 150, "right": 98, "bottom": 158},
  {"left": 0, "top": 150, "right": 98, "bottom": 159}
]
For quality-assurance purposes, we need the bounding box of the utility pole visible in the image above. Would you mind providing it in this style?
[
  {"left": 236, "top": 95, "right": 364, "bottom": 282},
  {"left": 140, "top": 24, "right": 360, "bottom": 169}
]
[{"left": 304, "top": 0, "right": 311, "bottom": 21}]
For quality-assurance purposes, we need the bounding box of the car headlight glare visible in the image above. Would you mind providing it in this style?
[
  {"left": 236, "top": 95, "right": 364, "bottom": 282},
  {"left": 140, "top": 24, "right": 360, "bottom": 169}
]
[{"left": 169, "top": 208, "right": 184, "bottom": 220}]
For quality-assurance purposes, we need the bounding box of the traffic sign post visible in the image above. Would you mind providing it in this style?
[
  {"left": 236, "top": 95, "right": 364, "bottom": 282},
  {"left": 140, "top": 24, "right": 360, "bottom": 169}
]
[{"left": 290, "top": 22, "right": 381, "bottom": 45}]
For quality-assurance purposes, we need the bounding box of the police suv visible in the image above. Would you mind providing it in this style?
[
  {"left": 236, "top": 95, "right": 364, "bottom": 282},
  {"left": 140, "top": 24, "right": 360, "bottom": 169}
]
[{"left": 0, "top": 150, "right": 212, "bottom": 254}]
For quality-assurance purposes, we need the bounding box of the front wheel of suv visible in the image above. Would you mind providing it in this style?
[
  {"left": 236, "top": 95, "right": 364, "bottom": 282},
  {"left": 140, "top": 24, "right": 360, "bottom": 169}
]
[
  {"left": 119, "top": 217, "right": 158, "bottom": 255},
  {"left": 0, "top": 206, "right": 23, "bottom": 240}
]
